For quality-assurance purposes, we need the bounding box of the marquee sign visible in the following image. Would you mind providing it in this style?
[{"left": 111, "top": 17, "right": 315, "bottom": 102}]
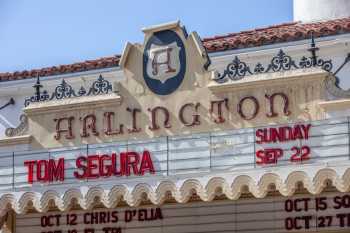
[
  {"left": 255, "top": 123, "right": 312, "bottom": 165},
  {"left": 15, "top": 192, "right": 350, "bottom": 233},
  {"left": 2, "top": 20, "right": 350, "bottom": 233},
  {"left": 23, "top": 150, "right": 155, "bottom": 183},
  {"left": 0, "top": 117, "right": 347, "bottom": 190}
]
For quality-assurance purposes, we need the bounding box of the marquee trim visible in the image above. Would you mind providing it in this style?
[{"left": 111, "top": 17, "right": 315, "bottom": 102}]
[
  {"left": 0, "top": 166, "right": 349, "bottom": 217},
  {"left": 208, "top": 68, "right": 327, "bottom": 93}
]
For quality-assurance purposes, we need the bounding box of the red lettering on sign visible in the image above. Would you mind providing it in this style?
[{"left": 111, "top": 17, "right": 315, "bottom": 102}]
[
  {"left": 256, "top": 124, "right": 311, "bottom": 144},
  {"left": 255, "top": 124, "right": 312, "bottom": 165},
  {"left": 73, "top": 151, "right": 155, "bottom": 179},
  {"left": 25, "top": 158, "right": 65, "bottom": 184},
  {"left": 256, "top": 148, "right": 283, "bottom": 165}
]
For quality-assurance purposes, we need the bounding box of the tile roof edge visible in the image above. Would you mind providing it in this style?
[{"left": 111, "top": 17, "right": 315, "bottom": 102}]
[{"left": 2, "top": 17, "right": 350, "bottom": 82}]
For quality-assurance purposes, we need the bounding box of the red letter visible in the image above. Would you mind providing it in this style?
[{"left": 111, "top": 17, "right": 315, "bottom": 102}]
[
  {"left": 301, "top": 124, "right": 312, "bottom": 140},
  {"left": 49, "top": 158, "right": 65, "bottom": 182},
  {"left": 74, "top": 156, "right": 87, "bottom": 179},
  {"left": 124, "top": 152, "right": 140, "bottom": 176},
  {"left": 139, "top": 150, "right": 155, "bottom": 175},
  {"left": 99, "top": 155, "right": 112, "bottom": 177},
  {"left": 37, "top": 160, "right": 49, "bottom": 182},
  {"left": 24, "top": 160, "right": 36, "bottom": 183},
  {"left": 255, "top": 129, "right": 264, "bottom": 144},
  {"left": 87, "top": 155, "right": 99, "bottom": 178}
]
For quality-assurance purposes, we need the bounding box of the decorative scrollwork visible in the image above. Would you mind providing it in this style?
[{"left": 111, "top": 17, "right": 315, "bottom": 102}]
[
  {"left": 50, "top": 79, "right": 76, "bottom": 100},
  {"left": 215, "top": 56, "right": 252, "bottom": 82},
  {"left": 5, "top": 114, "right": 28, "bottom": 137},
  {"left": 265, "top": 49, "right": 298, "bottom": 72},
  {"left": 214, "top": 34, "right": 335, "bottom": 84},
  {"left": 24, "top": 90, "right": 50, "bottom": 107},
  {"left": 299, "top": 56, "right": 333, "bottom": 72},
  {"left": 253, "top": 63, "right": 265, "bottom": 73},
  {"left": 24, "top": 74, "right": 114, "bottom": 106},
  {"left": 317, "top": 59, "right": 333, "bottom": 72},
  {"left": 87, "top": 75, "right": 112, "bottom": 95},
  {"left": 299, "top": 56, "right": 313, "bottom": 69}
]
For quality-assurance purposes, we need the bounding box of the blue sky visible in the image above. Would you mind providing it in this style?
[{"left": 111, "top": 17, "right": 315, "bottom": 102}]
[{"left": 0, "top": 0, "right": 293, "bottom": 72}]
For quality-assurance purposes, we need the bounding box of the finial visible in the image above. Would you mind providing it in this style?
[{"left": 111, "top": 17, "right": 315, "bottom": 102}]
[
  {"left": 308, "top": 31, "right": 319, "bottom": 66},
  {"left": 33, "top": 74, "right": 43, "bottom": 101}
]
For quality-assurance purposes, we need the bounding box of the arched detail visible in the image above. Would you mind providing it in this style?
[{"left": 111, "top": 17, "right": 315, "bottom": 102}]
[
  {"left": 1, "top": 168, "right": 350, "bottom": 215},
  {"left": 107, "top": 185, "right": 128, "bottom": 208},
  {"left": 0, "top": 194, "right": 16, "bottom": 218},
  {"left": 284, "top": 171, "right": 310, "bottom": 196},
  {"left": 230, "top": 175, "right": 255, "bottom": 200},
  {"left": 205, "top": 177, "right": 228, "bottom": 202},
  {"left": 127, "top": 183, "right": 153, "bottom": 207},
  {"left": 61, "top": 188, "right": 84, "bottom": 211},
  {"left": 341, "top": 168, "right": 350, "bottom": 192},
  {"left": 256, "top": 173, "right": 283, "bottom": 198},
  {"left": 40, "top": 190, "right": 61, "bottom": 212},
  {"left": 154, "top": 181, "right": 177, "bottom": 204},
  {"left": 178, "top": 179, "right": 204, "bottom": 203},
  {"left": 18, "top": 192, "right": 40, "bottom": 214},
  {"left": 312, "top": 168, "right": 338, "bottom": 194},
  {"left": 85, "top": 186, "right": 106, "bottom": 210}
]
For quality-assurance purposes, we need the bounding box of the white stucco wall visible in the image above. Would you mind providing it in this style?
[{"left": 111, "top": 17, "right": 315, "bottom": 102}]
[{"left": 294, "top": 0, "right": 350, "bottom": 22}]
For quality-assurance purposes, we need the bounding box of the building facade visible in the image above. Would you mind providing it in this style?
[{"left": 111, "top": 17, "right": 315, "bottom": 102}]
[{"left": 1, "top": 2, "right": 350, "bottom": 233}]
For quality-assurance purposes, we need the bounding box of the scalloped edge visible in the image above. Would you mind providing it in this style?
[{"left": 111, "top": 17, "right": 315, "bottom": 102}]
[{"left": 0, "top": 166, "right": 349, "bottom": 218}]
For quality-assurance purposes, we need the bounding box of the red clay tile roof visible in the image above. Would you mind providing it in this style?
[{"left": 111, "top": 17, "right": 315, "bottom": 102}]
[
  {"left": 0, "top": 56, "right": 120, "bottom": 82},
  {"left": 2, "top": 17, "right": 350, "bottom": 82},
  {"left": 202, "top": 17, "right": 350, "bottom": 52}
]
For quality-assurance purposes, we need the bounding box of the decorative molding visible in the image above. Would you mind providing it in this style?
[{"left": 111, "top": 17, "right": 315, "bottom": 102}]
[
  {"left": 208, "top": 67, "right": 328, "bottom": 93},
  {"left": 0, "top": 135, "right": 31, "bottom": 147},
  {"left": 0, "top": 165, "right": 349, "bottom": 217},
  {"left": 325, "top": 74, "right": 350, "bottom": 98},
  {"left": 23, "top": 93, "right": 122, "bottom": 115},
  {"left": 142, "top": 20, "right": 180, "bottom": 34},
  {"left": 5, "top": 115, "right": 28, "bottom": 137},
  {"left": 24, "top": 75, "right": 114, "bottom": 107},
  {"left": 318, "top": 99, "right": 350, "bottom": 111}
]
